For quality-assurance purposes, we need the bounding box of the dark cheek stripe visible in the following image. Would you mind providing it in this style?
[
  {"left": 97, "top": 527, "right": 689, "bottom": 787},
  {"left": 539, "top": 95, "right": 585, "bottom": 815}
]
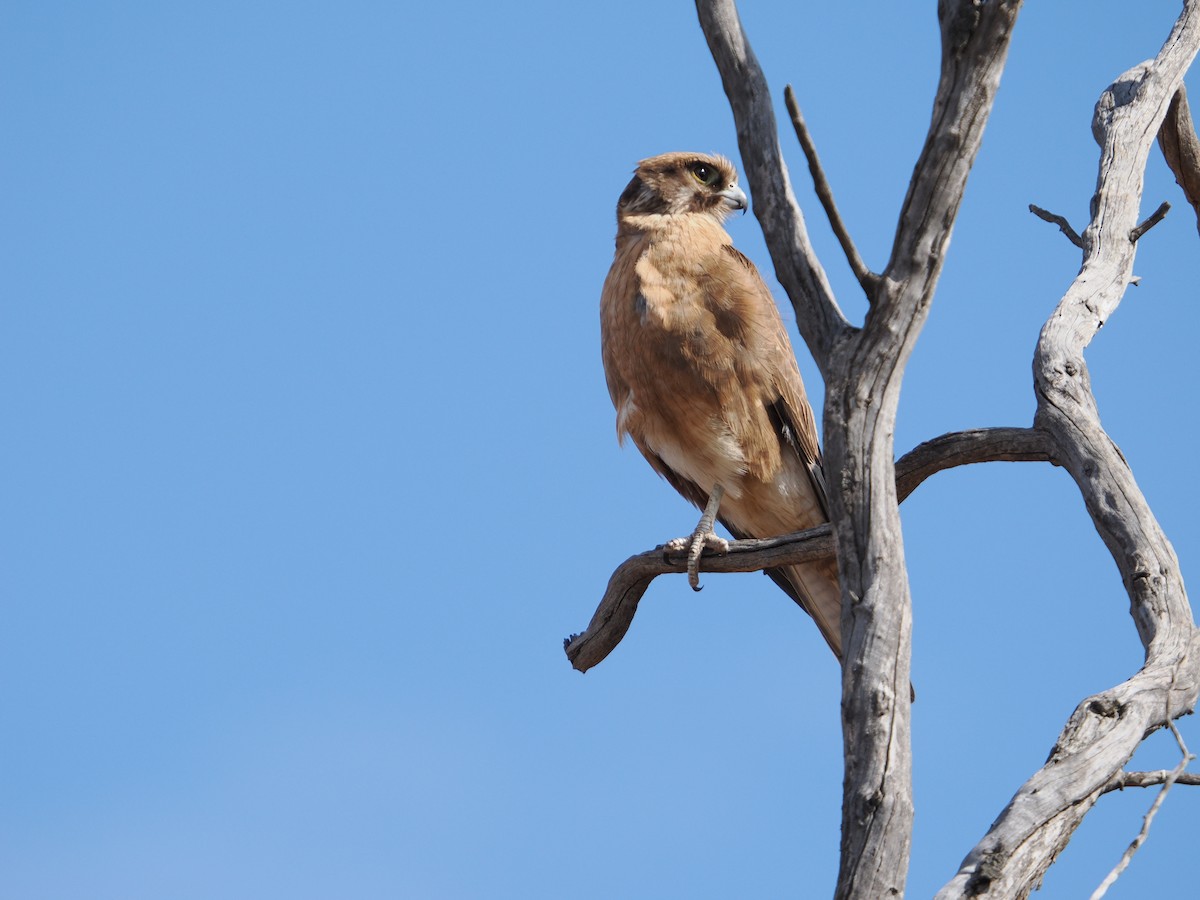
[{"left": 618, "top": 176, "right": 644, "bottom": 209}]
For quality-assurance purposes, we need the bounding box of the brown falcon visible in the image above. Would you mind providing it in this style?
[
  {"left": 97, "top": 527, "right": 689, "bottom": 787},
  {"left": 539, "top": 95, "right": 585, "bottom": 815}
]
[{"left": 599, "top": 151, "right": 842, "bottom": 660}]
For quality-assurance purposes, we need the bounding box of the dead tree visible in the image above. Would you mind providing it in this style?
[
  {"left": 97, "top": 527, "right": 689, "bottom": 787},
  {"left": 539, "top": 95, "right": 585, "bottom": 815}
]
[{"left": 566, "top": 1, "right": 1200, "bottom": 897}]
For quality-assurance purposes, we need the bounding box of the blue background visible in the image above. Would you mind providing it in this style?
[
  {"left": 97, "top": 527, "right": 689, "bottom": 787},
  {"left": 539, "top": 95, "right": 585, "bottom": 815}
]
[{"left": 3, "top": 2, "right": 1197, "bottom": 897}]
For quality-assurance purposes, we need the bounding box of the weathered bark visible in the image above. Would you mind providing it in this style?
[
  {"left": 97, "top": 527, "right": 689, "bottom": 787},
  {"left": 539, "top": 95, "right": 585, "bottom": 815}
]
[
  {"left": 701, "top": 2, "right": 1021, "bottom": 895},
  {"left": 566, "top": 427, "right": 1052, "bottom": 673},
  {"left": 892, "top": 427, "right": 1056, "bottom": 503},
  {"left": 564, "top": 525, "right": 834, "bottom": 673},
  {"left": 1103, "top": 769, "right": 1200, "bottom": 793},
  {"left": 936, "top": 7, "right": 1200, "bottom": 897},
  {"left": 573, "top": 2, "right": 1199, "bottom": 897}
]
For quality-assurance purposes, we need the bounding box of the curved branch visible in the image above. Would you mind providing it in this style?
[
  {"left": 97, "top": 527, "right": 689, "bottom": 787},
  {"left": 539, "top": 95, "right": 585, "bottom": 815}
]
[
  {"left": 895, "top": 427, "right": 1057, "bottom": 502},
  {"left": 938, "top": 6, "right": 1200, "bottom": 898},
  {"left": 1029, "top": 203, "right": 1085, "bottom": 248},
  {"left": 567, "top": 426, "right": 1051, "bottom": 673},
  {"left": 565, "top": 526, "right": 833, "bottom": 673}
]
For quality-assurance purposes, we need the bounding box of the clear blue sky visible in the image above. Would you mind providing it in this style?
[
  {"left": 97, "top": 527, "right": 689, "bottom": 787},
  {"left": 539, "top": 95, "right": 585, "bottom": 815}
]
[{"left": 3, "top": 2, "right": 1197, "bottom": 897}]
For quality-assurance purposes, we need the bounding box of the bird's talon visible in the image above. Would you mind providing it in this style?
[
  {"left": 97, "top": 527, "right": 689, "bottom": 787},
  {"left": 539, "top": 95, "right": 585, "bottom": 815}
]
[{"left": 684, "top": 530, "right": 728, "bottom": 590}]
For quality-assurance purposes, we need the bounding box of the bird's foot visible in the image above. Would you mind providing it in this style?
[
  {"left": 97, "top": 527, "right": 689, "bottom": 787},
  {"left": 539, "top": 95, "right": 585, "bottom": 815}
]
[
  {"left": 664, "top": 484, "right": 728, "bottom": 591},
  {"left": 664, "top": 530, "right": 729, "bottom": 591}
]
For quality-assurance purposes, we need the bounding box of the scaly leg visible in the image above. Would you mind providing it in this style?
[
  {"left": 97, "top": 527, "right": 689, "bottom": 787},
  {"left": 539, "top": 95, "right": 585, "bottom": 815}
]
[{"left": 665, "top": 484, "right": 729, "bottom": 591}]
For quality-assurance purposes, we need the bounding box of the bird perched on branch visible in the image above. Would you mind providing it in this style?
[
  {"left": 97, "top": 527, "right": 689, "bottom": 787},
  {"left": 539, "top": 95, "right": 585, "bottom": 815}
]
[{"left": 599, "top": 151, "right": 843, "bottom": 660}]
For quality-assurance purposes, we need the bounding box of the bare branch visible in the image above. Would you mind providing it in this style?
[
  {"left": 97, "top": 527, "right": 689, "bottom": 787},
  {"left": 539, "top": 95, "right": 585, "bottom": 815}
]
[
  {"left": 824, "top": 4, "right": 1023, "bottom": 896},
  {"left": 783, "top": 85, "right": 880, "bottom": 298},
  {"left": 1089, "top": 723, "right": 1196, "bottom": 900},
  {"left": 567, "top": 426, "right": 1052, "bottom": 674},
  {"left": 677, "top": 5, "right": 1197, "bottom": 899},
  {"left": 564, "top": 526, "right": 833, "bottom": 673},
  {"left": 894, "top": 427, "right": 1056, "bottom": 502},
  {"left": 1130, "top": 200, "right": 1172, "bottom": 241},
  {"left": 1158, "top": 84, "right": 1200, "bottom": 235},
  {"left": 695, "top": 0, "right": 852, "bottom": 378},
  {"left": 938, "top": 6, "right": 1200, "bottom": 898},
  {"left": 1102, "top": 769, "right": 1200, "bottom": 792},
  {"left": 1029, "top": 203, "right": 1085, "bottom": 248}
]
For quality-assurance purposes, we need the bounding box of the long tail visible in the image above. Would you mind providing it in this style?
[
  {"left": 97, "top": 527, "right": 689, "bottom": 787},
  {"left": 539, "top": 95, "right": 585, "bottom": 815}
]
[{"left": 765, "top": 558, "right": 843, "bottom": 660}]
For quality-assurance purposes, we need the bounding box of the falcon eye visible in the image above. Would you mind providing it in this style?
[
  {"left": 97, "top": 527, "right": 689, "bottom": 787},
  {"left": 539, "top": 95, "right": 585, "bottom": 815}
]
[{"left": 689, "top": 162, "right": 721, "bottom": 187}]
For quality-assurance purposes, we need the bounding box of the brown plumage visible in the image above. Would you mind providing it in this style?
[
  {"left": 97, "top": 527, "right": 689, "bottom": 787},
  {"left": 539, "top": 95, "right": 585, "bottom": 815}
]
[{"left": 600, "top": 151, "right": 842, "bottom": 660}]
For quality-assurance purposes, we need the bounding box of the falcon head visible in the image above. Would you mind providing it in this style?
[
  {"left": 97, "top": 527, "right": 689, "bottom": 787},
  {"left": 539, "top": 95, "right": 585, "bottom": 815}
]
[{"left": 616, "top": 152, "right": 748, "bottom": 221}]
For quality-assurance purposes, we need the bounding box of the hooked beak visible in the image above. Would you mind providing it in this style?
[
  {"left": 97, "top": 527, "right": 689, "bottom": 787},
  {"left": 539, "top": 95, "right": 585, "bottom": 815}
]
[{"left": 720, "top": 183, "right": 748, "bottom": 214}]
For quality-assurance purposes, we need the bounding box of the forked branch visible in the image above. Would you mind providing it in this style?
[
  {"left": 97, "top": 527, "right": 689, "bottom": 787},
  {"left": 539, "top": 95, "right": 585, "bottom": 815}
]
[
  {"left": 1090, "top": 724, "right": 1196, "bottom": 900},
  {"left": 937, "top": 6, "right": 1200, "bottom": 898},
  {"left": 704, "top": 2, "right": 1023, "bottom": 896},
  {"left": 566, "top": 426, "right": 1052, "bottom": 673},
  {"left": 583, "top": 4, "right": 1197, "bottom": 900}
]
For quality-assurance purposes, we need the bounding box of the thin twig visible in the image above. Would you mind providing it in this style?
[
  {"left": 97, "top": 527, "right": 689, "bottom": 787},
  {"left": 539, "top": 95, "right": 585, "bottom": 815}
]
[
  {"left": 1029, "top": 203, "right": 1084, "bottom": 247},
  {"left": 1102, "top": 769, "right": 1200, "bottom": 792},
  {"left": 1130, "top": 200, "right": 1171, "bottom": 241},
  {"left": 784, "top": 84, "right": 879, "bottom": 297},
  {"left": 1089, "top": 722, "right": 1196, "bottom": 900}
]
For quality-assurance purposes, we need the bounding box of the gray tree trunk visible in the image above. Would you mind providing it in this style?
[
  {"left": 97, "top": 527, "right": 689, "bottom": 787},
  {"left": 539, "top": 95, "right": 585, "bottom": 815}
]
[{"left": 567, "top": 2, "right": 1200, "bottom": 897}]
